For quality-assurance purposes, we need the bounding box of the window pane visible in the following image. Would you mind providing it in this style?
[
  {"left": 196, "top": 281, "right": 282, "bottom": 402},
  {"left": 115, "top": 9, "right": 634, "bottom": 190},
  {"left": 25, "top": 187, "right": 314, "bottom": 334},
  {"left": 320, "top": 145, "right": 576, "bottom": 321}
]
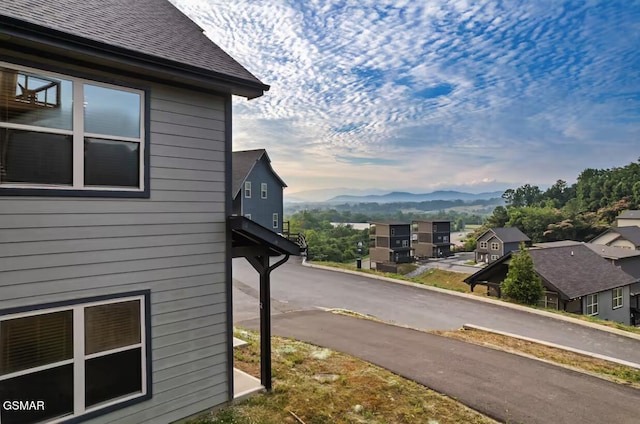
[
  {"left": 0, "top": 311, "right": 73, "bottom": 375},
  {"left": 0, "top": 129, "right": 73, "bottom": 185},
  {"left": 85, "top": 348, "right": 142, "bottom": 408},
  {"left": 85, "top": 300, "right": 141, "bottom": 355},
  {"left": 0, "top": 67, "right": 73, "bottom": 130},
  {"left": 84, "top": 138, "right": 140, "bottom": 187},
  {"left": 0, "top": 364, "right": 74, "bottom": 424},
  {"left": 84, "top": 84, "right": 140, "bottom": 138}
]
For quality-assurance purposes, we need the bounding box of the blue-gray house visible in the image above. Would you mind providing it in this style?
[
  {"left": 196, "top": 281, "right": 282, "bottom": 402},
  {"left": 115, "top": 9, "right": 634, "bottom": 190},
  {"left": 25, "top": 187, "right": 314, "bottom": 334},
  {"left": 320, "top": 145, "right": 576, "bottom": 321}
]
[{"left": 232, "top": 149, "right": 287, "bottom": 231}]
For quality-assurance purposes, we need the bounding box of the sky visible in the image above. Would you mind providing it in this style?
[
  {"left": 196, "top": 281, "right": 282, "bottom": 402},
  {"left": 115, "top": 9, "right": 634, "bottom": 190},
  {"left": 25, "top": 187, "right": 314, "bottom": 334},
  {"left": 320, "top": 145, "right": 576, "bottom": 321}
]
[{"left": 171, "top": 0, "right": 640, "bottom": 198}]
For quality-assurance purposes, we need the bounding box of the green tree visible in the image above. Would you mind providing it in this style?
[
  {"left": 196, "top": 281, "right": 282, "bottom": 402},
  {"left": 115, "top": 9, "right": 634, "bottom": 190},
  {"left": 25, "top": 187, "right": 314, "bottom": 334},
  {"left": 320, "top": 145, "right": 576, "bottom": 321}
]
[{"left": 501, "top": 243, "right": 543, "bottom": 305}]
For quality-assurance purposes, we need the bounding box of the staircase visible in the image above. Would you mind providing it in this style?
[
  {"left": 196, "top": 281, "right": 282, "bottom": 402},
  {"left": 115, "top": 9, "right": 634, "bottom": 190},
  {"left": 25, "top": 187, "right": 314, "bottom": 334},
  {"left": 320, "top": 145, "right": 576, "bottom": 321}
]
[{"left": 283, "top": 221, "right": 307, "bottom": 254}]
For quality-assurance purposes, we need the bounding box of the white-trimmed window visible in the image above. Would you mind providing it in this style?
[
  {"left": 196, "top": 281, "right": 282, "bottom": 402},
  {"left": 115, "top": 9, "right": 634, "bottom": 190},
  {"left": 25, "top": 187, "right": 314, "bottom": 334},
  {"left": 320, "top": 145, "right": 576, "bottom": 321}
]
[
  {"left": 612, "top": 287, "right": 623, "bottom": 309},
  {"left": 490, "top": 254, "right": 499, "bottom": 261},
  {"left": 272, "top": 213, "right": 278, "bottom": 229},
  {"left": 490, "top": 242, "right": 500, "bottom": 250},
  {"left": 261, "top": 183, "right": 267, "bottom": 199},
  {"left": 0, "top": 62, "right": 146, "bottom": 194},
  {"left": 0, "top": 295, "right": 148, "bottom": 424},
  {"left": 586, "top": 293, "right": 599, "bottom": 316},
  {"left": 402, "top": 239, "right": 409, "bottom": 247},
  {"left": 479, "top": 241, "right": 488, "bottom": 249},
  {"left": 244, "top": 181, "right": 251, "bottom": 198},
  {"left": 390, "top": 228, "right": 396, "bottom": 236}
]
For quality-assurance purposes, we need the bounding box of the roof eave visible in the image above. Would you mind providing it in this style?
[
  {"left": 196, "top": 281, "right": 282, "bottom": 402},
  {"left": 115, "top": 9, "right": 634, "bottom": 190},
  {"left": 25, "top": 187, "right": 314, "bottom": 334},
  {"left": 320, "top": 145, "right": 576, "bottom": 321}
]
[{"left": 0, "top": 15, "right": 270, "bottom": 99}]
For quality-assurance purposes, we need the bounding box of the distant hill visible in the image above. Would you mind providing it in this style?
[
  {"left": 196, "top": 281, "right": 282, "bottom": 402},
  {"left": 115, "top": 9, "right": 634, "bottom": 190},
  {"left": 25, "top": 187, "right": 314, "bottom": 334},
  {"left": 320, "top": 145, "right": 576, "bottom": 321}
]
[{"left": 326, "top": 190, "right": 504, "bottom": 204}]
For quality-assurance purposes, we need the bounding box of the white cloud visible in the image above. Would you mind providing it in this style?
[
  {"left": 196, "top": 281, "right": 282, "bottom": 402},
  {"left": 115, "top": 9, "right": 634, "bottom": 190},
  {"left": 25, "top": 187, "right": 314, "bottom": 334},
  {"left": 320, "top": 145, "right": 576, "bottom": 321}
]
[{"left": 171, "top": 0, "right": 640, "bottom": 192}]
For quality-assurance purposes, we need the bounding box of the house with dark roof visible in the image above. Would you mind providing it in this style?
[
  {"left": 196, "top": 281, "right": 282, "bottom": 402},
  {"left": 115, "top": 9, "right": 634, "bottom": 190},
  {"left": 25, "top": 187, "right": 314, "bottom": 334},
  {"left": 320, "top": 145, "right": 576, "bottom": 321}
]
[
  {"left": 590, "top": 226, "right": 640, "bottom": 250},
  {"left": 232, "top": 149, "right": 287, "bottom": 231},
  {"left": 475, "top": 227, "right": 531, "bottom": 264},
  {"left": 616, "top": 210, "right": 640, "bottom": 228},
  {"left": 0, "top": 2, "right": 301, "bottom": 423},
  {"left": 465, "top": 245, "right": 637, "bottom": 324}
]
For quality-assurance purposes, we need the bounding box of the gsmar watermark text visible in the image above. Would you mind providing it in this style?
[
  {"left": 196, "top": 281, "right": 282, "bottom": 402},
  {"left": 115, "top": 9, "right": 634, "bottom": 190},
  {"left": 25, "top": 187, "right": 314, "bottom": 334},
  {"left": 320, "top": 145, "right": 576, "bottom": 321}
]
[{"left": 2, "top": 400, "right": 46, "bottom": 411}]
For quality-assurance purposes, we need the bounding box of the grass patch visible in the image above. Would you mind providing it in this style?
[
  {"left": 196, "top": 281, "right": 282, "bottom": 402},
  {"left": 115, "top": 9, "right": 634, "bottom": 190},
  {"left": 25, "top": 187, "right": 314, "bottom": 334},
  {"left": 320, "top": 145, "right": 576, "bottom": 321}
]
[
  {"left": 413, "top": 269, "right": 473, "bottom": 293},
  {"left": 191, "top": 329, "right": 498, "bottom": 424},
  {"left": 434, "top": 328, "right": 640, "bottom": 389},
  {"left": 396, "top": 263, "right": 418, "bottom": 275}
]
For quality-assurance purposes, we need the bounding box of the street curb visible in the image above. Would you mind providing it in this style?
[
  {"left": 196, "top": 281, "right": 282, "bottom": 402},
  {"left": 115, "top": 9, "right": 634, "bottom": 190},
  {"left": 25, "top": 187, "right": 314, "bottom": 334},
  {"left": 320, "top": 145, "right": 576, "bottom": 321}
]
[
  {"left": 462, "top": 324, "right": 640, "bottom": 369},
  {"left": 301, "top": 258, "right": 640, "bottom": 342}
]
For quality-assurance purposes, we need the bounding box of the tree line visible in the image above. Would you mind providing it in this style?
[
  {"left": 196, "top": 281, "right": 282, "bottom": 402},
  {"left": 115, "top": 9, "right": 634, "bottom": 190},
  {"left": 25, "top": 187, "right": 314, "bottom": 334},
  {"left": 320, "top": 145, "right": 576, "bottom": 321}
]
[{"left": 465, "top": 159, "right": 640, "bottom": 247}]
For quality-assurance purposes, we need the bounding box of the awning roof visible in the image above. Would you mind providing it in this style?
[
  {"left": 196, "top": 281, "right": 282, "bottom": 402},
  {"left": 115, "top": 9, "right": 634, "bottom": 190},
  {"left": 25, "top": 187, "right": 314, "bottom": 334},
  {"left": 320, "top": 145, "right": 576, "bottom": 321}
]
[{"left": 229, "top": 216, "right": 301, "bottom": 258}]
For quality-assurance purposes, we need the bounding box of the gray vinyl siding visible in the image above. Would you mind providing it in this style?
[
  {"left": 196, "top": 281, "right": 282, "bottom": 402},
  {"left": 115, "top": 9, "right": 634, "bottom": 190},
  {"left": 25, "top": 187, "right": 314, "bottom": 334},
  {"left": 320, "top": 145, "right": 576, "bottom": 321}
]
[
  {"left": 0, "top": 62, "right": 230, "bottom": 424},
  {"left": 241, "top": 158, "right": 284, "bottom": 230},
  {"left": 583, "top": 287, "right": 631, "bottom": 325}
]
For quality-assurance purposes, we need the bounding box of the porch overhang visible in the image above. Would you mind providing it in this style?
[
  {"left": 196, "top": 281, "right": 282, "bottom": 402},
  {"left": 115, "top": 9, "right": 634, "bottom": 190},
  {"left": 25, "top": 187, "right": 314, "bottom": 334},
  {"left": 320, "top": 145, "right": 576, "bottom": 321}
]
[{"left": 228, "top": 216, "right": 301, "bottom": 391}]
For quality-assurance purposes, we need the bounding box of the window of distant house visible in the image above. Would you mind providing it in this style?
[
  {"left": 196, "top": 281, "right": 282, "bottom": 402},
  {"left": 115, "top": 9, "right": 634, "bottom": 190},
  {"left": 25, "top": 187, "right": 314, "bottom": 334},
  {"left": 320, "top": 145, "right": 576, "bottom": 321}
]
[
  {"left": 490, "top": 254, "right": 499, "bottom": 261},
  {"left": 244, "top": 213, "right": 251, "bottom": 220},
  {"left": 0, "top": 62, "right": 146, "bottom": 196},
  {"left": 490, "top": 242, "right": 499, "bottom": 250},
  {"left": 0, "top": 294, "right": 149, "bottom": 424},
  {"left": 244, "top": 181, "right": 251, "bottom": 198},
  {"left": 586, "top": 294, "right": 599, "bottom": 316},
  {"left": 402, "top": 239, "right": 409, "bottom": 247},
  {"left": 443, "top": 235, "right": 449, "bottom": 242},
  {"left": 390, "top": 228, "right": 395, "bottom": 236},
  {"left": 612, "top": 287, "right": 623, "bottom": 309},
  {"left": 261, "top": 183, "right": 267, "bottom": 199},
  {"left": 479, "top": 241, "right": 488, "bottom": 249},
  {"left": 272, "top": 213, "right": 278, "bottom": 229}
]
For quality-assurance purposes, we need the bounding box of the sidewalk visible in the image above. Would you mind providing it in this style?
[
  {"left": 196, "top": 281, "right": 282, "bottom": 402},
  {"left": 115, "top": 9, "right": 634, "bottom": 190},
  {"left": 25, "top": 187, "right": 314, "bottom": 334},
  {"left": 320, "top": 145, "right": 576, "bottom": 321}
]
[{"left": 239, "top": 310, "right": 639, "bottom": 424}]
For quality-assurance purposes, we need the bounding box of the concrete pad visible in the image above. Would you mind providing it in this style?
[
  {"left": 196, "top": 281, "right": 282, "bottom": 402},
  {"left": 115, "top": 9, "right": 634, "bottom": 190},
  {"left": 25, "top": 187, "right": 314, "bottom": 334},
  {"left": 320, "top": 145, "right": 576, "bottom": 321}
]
[{"left": 233, "top": 368, "right": 263, "bottom": 401}]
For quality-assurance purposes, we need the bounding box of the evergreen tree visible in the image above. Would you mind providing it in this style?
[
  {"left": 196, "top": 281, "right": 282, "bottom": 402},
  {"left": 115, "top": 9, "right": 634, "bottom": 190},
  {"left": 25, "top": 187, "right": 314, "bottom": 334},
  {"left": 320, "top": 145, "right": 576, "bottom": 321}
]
[{"left": 501, "top": 243, "right": 544, "bottom": 305}]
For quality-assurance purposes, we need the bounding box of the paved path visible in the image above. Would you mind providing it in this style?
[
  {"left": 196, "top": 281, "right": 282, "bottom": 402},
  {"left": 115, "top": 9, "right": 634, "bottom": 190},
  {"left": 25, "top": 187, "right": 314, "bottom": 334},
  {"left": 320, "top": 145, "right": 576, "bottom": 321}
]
[
  {"left": 239, "top": 310, "right": 640, "bottom": 424},
  {"left": 233, "top": 258, "right": 640, "bottom": 364}
]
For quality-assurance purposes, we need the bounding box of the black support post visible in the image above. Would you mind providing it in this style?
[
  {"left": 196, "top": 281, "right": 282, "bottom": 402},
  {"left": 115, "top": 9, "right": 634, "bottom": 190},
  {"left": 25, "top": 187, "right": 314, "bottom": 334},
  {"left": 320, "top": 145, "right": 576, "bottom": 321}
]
[{"left": 246, "top": 253, "right": 290, "bottom": 391}]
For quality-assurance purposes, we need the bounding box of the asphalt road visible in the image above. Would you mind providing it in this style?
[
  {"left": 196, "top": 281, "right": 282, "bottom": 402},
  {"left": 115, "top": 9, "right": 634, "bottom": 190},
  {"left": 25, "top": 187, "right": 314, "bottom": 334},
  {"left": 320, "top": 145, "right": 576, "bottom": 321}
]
[
  {"left": 232, "top": 257, "right": 640, "bottom": 364},
  {"left": 240, "top": 310, "right": 640, "bottom": 424}
]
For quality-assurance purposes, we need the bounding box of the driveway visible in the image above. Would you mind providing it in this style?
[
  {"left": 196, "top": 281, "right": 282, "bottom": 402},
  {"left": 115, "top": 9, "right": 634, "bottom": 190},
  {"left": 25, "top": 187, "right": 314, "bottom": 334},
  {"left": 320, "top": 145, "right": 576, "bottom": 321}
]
[
  {"left": 239, "top": 310, "right": 639, "bottom": 424},
  {"left": 232, "top": 258, "right": 640, "bottom": 364}
]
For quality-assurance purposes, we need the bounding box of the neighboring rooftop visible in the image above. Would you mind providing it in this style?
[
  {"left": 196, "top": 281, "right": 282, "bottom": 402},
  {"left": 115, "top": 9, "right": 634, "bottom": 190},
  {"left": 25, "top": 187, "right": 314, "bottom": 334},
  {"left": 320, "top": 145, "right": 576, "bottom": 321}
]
[
  {"left": 232, "top": 149, "right": 287, "bottom": 197},
  {"left": 466, "top": 244, "right": 636, "bottom": 299},
  {"left": 585, "top": 244, "right": 640, "bottom": 260},
  {"left": 0, "top": 0, "right": 268, "bottom": 96},
  {"left": 533, "top": 240, "right": 582, "bottom": 249},
  {"left": 617, "top": 210, "right": 640, "bottom": 220},
  {"left": 528, "top": 245, "right": 636, "bottom": 299},
  {"left": 486, "top": 227, "right": 531, "bottom": 243},
  {"left": 613, "top": 226, "right": 640, "bottom": 245}
]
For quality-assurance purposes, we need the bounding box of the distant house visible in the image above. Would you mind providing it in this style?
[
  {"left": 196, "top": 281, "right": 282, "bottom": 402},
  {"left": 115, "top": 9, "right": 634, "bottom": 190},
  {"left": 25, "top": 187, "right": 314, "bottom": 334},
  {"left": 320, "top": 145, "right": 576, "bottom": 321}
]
[
  {"left": 616, "top": 210, "right": 640, "bottom": 228},
  {"left": 369, "top": 222, "right": 413, "bottom": 264},
  {"left": 475, "top": 227, "right": 531, "bottom": 264},
  {"left": 232, "top": 149, "right": 287, "bottom": 231},
  {"left": 412, "top": 219, "right": 452, "bottom": 258},
  {"left": 465, "top": 244, "right": 637, "bottom": 325},
  {"left": 0, "top": 1, "right": 302, "bottom": 423},
  {"left": 590, "top": 226, "right": 640, "bottom": 250}
]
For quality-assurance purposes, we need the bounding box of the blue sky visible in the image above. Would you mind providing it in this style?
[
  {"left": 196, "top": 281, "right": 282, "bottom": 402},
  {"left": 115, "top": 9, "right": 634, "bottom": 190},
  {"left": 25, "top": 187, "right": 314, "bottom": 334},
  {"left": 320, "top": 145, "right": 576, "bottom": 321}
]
[{"left": 172, "top": 0, "right": 640, "bottom": 197}]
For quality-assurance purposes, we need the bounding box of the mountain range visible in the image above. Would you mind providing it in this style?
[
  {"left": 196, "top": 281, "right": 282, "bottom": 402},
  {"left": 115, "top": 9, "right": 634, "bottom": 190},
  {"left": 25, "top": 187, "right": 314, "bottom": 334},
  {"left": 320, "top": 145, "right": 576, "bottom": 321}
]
[{"left": 286, "top": 190, "right": 504, "bottom": 204}]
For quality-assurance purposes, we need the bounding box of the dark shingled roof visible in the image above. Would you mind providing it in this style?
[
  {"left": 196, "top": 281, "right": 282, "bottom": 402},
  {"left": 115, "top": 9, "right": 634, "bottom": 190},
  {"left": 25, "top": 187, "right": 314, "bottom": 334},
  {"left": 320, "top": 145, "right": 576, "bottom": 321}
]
[
  {"left": 1, "top": 0, "right": 267, "bottom": 96},
  {"left": 585, "top": 244, "right": 640, "bottom": 260},
  {"left": 528, "top": 245, "right": 635, "bottom": 299},
  {"left": 617, "top": 210, "right": 640, "bottom": 220},
  {"left": 232, "top": 149, "right": 286, "bottom": 198},
  {"left": 466, "top": 244, "right": 636, "bottom": 299},
  {"left": 488, "top": 227, "right": 530, "bottom": 243},
  {"left": 614, "top": 226, "right": 640, "bottom": 246}
]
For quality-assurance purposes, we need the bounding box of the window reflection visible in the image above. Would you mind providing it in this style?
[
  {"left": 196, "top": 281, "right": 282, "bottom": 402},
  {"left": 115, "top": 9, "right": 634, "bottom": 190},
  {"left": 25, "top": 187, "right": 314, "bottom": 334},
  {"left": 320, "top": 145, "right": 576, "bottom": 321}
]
[
  {"left": 84, "top": 85, "right": 140, "bottom": 138},
  {"left": 0, "top": 128, "right": 73, "bottom": 185},
  {"left": 84, "top": 138, "right": 139, "bottom": 187},
  {"left": 0, "top": 67, "right": 73, "bottom": 130}
]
